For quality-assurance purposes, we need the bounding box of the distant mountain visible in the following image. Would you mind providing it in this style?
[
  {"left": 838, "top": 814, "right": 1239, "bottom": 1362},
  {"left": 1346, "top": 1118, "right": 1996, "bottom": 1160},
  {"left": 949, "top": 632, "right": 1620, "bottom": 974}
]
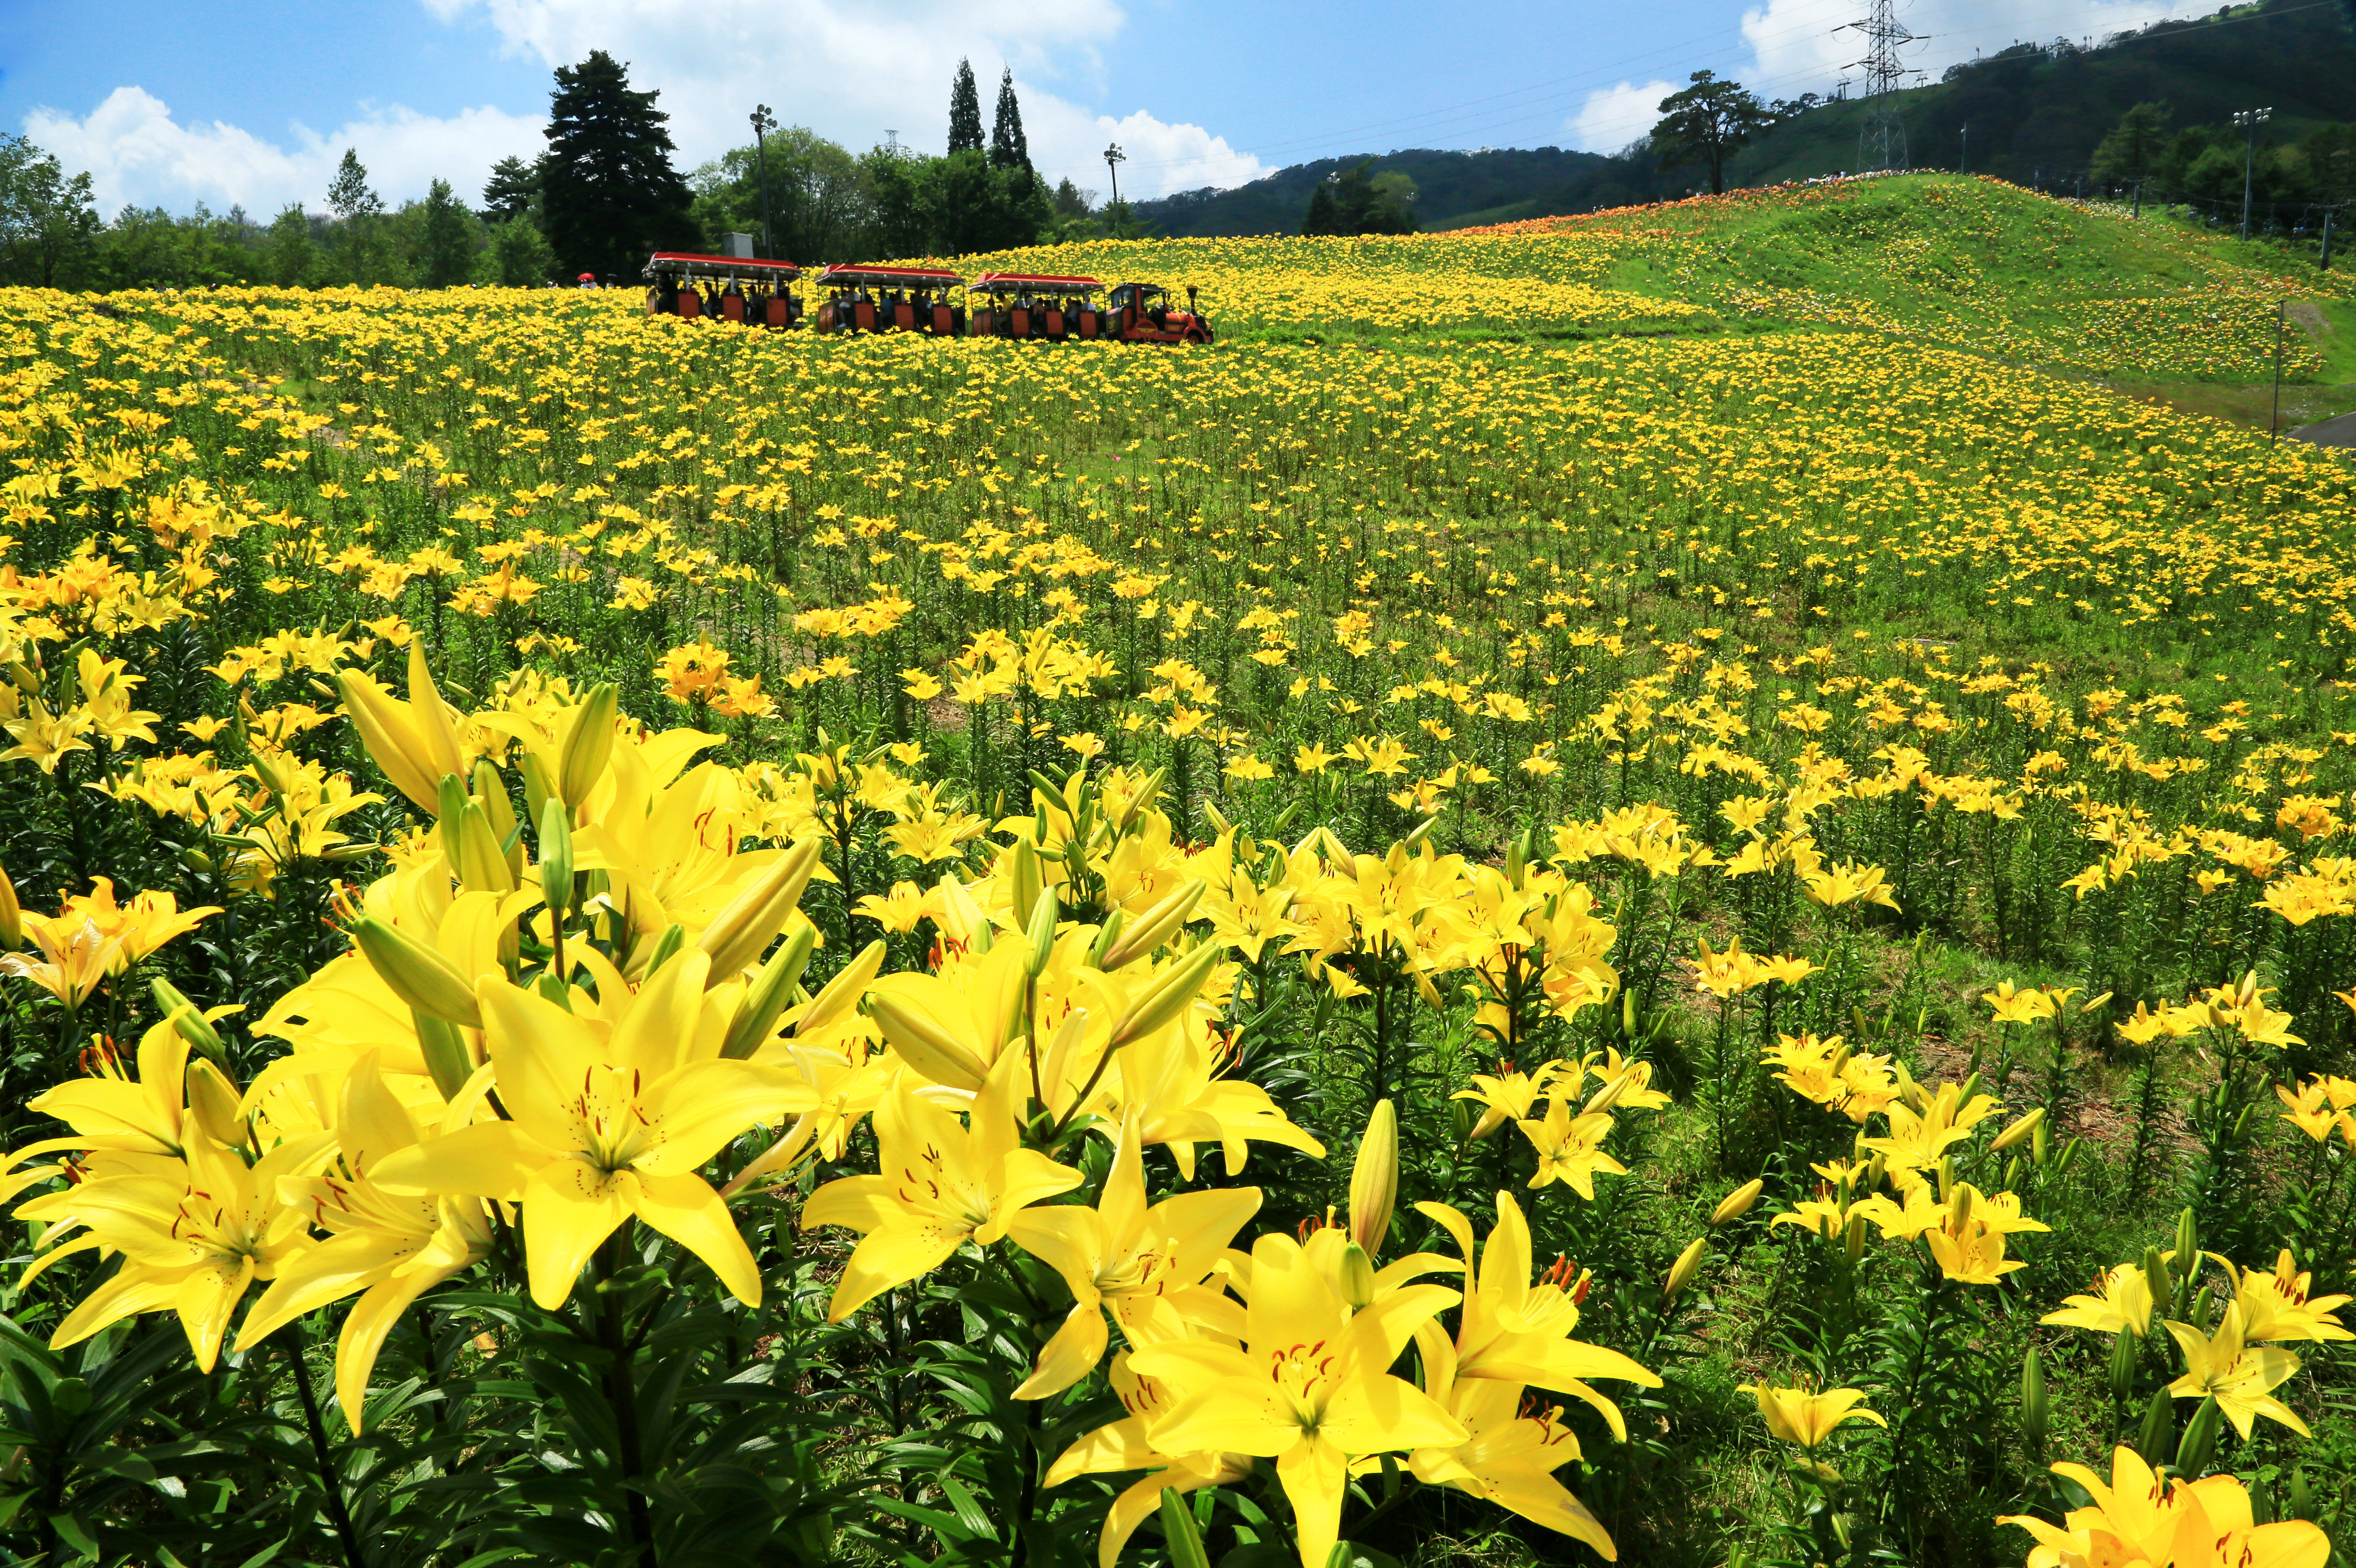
[
  {"left": 1131, "top": 147, "right": 1678, "bottom": 238},
  {"left": 1129, "top": 0, "right": 2356, "bottom": 238}
]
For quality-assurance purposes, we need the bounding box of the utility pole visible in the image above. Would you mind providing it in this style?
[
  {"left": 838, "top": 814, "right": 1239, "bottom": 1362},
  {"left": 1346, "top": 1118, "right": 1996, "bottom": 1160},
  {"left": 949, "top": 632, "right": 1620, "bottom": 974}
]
[
  {"left": 1104, "top": 142, "right": 1126, "bottom": 206},
  {"left": 749, "top": 104, "right": 776, "bottom": 258},
  {"left": 2323, "top": 206, "right": 2335, "bottom": 271},
  {"left": 2132, "top": 178, "right": 2143, "bottom": 219},
  {"left": 2234, "top": 106, "right": 2270, "bottom": 240},
  {"left": 1959, "top": 124, "right": 1967, "bottom": 173},
  {"left": 2270, "top": 299, "right": 2286, "bottom": 443}
]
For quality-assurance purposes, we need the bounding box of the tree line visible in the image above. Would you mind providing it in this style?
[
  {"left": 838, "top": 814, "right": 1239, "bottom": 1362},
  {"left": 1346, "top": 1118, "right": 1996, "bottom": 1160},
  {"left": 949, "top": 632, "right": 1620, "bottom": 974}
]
[{"left": 0, "top": 52, "right": 1127, "bottom": 291}]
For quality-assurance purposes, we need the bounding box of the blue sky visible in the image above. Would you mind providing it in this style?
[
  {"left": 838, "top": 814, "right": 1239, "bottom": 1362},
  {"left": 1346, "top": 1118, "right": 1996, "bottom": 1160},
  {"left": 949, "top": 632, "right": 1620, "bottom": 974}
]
[{"left": 0, "top": 0, "right": 2221, "bottom": 215}]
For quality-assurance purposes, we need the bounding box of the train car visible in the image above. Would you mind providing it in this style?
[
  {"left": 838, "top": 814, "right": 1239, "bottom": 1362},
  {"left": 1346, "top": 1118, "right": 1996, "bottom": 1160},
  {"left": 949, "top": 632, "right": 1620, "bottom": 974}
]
[
  {"left": 811, "top": 264, "right": 966, "bottom": 335},
  {"left": 970, "top": 272, "right": 1104, "bottom": 341},
  {"left": 641, "top": 252, "right": 804, "bottom": 326}
]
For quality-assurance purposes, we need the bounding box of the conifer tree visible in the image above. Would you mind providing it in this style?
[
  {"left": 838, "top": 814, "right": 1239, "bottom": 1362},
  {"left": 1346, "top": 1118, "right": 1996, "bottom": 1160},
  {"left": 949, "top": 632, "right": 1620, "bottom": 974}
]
[
  {"left": 990, "top": 69, "right": 1031, "bottom": 172},
  {"left": 416, "top": 178, "right": 474, "bottom": 288},
  {"left": 1301, "top": 177, "right": 1337, "bottom": 236},
  {"left": 480, "top": 155, "right": 540, "bottom": 221},
  {"left": 539, "top": 50, "right": 696, "bottom": 280},
  {"left": 325, "top": 148, "right": 383, "bottom": 283},
  {"left": 948, "top": 60, "right": 985, "bottom": 155}
]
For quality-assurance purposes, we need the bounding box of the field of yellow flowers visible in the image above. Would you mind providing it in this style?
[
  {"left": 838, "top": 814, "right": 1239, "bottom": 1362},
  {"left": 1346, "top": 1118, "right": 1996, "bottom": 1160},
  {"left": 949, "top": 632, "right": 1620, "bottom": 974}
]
[{"left": 0, "top": 173, "right": 2352, "bottom": 1568}]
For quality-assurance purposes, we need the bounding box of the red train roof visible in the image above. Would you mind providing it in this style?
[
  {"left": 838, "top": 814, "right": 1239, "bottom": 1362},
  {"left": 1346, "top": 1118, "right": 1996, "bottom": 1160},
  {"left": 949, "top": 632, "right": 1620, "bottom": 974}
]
[
  {"left": 645, "top": 252, "right": 801, "bottom": 276},
  {"left": 814, "top": 263, "right": 965, "bottom": 285},
  {"left": 972, "top": 271, "right": 1101, "bottom": 290}
]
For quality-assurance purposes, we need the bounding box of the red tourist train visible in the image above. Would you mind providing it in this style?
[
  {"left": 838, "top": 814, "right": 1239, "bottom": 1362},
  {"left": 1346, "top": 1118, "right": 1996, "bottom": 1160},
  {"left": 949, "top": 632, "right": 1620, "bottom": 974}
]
[{"left": 639, "top": 252, "right": 1212, "bottom": 345}]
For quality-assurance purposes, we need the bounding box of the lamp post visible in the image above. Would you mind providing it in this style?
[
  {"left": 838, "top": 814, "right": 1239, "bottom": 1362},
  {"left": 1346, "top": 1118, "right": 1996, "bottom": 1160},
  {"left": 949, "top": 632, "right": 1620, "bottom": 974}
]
[
  {"left": 2234, "top": 106, "right": 2270, "bottom": 241},
  {"left": 750, "top": 104, "right": 776, "bottom": 258},
  {"left": 1104, "top": 141, "right": 1125, "bottom": 214}
]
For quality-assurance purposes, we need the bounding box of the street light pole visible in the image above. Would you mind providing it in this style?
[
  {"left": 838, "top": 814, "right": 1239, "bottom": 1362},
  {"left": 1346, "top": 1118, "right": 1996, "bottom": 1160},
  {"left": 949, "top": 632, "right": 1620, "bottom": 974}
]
[
  {"left": 1103, "top": 142, "right": 1125, "bottom": 207},
  {"left": 750, "top": 104, "right": 776, "bottom": 258},
  {"left": 2234, "top": 106, "right": 2270, "bottom": 241}
]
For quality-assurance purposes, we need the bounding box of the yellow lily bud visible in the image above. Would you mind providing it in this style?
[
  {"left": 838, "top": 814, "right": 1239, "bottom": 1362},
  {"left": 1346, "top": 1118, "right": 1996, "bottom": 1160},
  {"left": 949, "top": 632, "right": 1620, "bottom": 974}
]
[
  {"left": 334, "top": 668, "right": 441, "bottom": 814},
  {"left": 1710, "top": 1179, "right": 1764, "bottom": 1227},
  {"left": 351, "top": 916, "right": 483, "bottom": 1029},
  {"left": 519, "top": 748, "right": 556, "bottom": 830},
  {"left": 0, "top": 857, "right": 18, "bottom": 947},
  {"left": 799, "top": 937, "right": 885, "bottom": 1037},
  {"left": 1097, "top": 880, "right": 1206, "bottom": 971},
  {"left": 1107, "top": 941, "right": 1225, "bottom": 1050},
  {"left": 538, "top": 797, "right": 574, "bottom": 921},
  {"left": 185, "top": 1057, "right": 246, "bottom": 1149},
  {"left": 557, "top": 683, "right": 618, "bottom": 809},
  {"left": 453, "top": 799, "right": 516, "bottom": 894},
  {"left": 1339, "top": 1242, "right": 1377, "bottom": 1309},
  {"left": 1349, "top": 1100, "right": 1398, "bottom": 1258},
  {"left": 415, "top": 1010, "right": 478, "bottom": 1101},
  {"left": 1024, "top": 888, "right": 1059, "bottom": 980},
  {"left": 1991, "top": 1106, "right": 2044, "bottom": 1153},
  {"left": 1582, "top": 1070, "right": 1632, "bottom": 1117},
  {"left": 407, "top": 639, "right": 466, "bottom": 784},
  {"left": 150, "top": 979, "right": 228, "bottom": 1066},
  {"left": 868, "top": 990, "right": 991, "bottom": 1090},
  {"left": 1009, "top": 837, "right": 1043, "bottom": 924},
  {"left": 698, "top": 838, "right": 822, "bottom": 984},
  {"left": 720, "top": 923, "right": 818, "bottom": 1060},
  {"left": 1663, "top": 1236, "right": 1708, "bottom": 1300}
]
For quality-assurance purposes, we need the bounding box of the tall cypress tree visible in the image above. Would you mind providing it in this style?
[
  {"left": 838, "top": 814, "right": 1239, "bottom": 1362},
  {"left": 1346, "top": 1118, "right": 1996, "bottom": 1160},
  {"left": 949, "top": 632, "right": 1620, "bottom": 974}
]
[
  {"left": 948, "top": 59, "right": 985, "bottom": 154},
  {"left": 539, "top": 51, "right": 696, "bottom": 279},
  {"left": 990, "top": 69, "right": 1031, "bottom": 171}
]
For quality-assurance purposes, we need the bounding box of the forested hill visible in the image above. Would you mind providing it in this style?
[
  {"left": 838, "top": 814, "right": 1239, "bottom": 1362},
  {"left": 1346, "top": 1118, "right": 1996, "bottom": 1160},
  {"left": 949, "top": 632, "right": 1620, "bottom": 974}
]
[
  {"left": 1131, "top": 147, "right": 1673, "bottom": 237},
  {"left": 1131, "top": 0, "right": 2356, "bottom": 237}
]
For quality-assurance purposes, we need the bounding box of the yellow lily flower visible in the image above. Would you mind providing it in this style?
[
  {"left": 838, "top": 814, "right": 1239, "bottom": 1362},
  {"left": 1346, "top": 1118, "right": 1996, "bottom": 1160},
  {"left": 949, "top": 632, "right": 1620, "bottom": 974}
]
[
  {"left": 1404, "top": 1324, "right": 1615, "bottom": 1561},
  {"left": 1515, "top": 1093, "right": 1625, "bottom": 1198},
  {"left": 2162, "top": 1304, "right": 2311, "bottom": 1439},
  {"left": 1739, "top": 1381, "right": 1886, "bottom": 1449},
  {"left": 801, "top": 1053, "right": 1083, "bottom": 1322},
  {"left": 19, "top": 1132, "right": 327, "bottom": 1372},
  {"left": 1452, "top": 1059, "right": 1567, "bottom": 1141},
  {"left": 1413, "top": 1196, "right": 1660, "bottom": 1437},
  {"left": 1042, "top": 1353, "right": 1255, "bottom": 1568},
  {"left": 1004, "top": 1113, "right": 1261, "bottom": 1399},
  {"left": 235, "top": 1051, "right": 494, "bottom": 1431},
  {"left": 2040, "top": 1262, "right": 2155, "bottom": 1338},
  {"left": 372, "top": 950, "right": 814, "bottom": 1309},
  {"left": 2002, "top": 1446, "right": 2329, "bottom": 1568},
  {"left": 2217, "top": 1249, "right": 2353, "bottom": 1344},
  {"left": 1125, "top": 1231, "right": 1466, "bottom": 1568}
]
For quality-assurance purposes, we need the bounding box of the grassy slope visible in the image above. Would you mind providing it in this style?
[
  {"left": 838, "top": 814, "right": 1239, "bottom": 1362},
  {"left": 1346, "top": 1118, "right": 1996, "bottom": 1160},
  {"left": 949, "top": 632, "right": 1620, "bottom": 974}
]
[{"left": 1508, "top": 174, "right": 2356, "bottom": 417}]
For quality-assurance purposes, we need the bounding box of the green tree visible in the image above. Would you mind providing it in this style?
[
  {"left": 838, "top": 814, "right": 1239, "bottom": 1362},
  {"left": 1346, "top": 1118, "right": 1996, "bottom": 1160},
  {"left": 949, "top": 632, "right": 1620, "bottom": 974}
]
[
  {"left": 1301, "top": 177, "right": 1338, "bottom": 236},
  {"left": 689, "top": 127, "right": 875, "bottom": 264},
  {"left": 991, "top": 69, "right": 1031, "bottom": 172},
  {"left": 325, "top": 147, "right": 384, "bottom": 283},
  {"left": 263, "top": 202, "right": 320, "bottom": 286},
  {"left": 1647, "top": 70, "right": 1772, "bottom": 196},
  {"left": 2091, "top": 101, "right": 2172, "bottom": 185},
  {"left": 1051, "top": 177, "right": 1092, "bottom": 219},
  {"left": 481, "top": 155, "right": 541, "bottom": 221},
  {"left": 540, "top": 50, "right": 697, "bottom": 281},
  {"left": 948, "top": 60, "right": 985, "bottom": 155},
  {"left": 0, "top": 134, "right": 99, "bottom": 287},
  {"left": 414, "top": 178, "right": 475, "bottom": 287},
  {"left": 480, "top": 215, "right": 557, "bottom": 286},
  {"left": 862, "top": 144, "right": 930, "bottom": 256},
  {"left": 1303, "top": 162, "right": 1415, "bottom": 236}
]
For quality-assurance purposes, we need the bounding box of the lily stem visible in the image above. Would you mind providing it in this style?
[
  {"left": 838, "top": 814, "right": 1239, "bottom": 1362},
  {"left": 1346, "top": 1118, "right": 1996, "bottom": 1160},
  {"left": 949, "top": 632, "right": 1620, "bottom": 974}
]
[
  {"left": 595, "top": 1233, "right": 660, "bottom": 1568},
  {"left": 283, "top": 1318, "right": 368, "bottom": 1568}
]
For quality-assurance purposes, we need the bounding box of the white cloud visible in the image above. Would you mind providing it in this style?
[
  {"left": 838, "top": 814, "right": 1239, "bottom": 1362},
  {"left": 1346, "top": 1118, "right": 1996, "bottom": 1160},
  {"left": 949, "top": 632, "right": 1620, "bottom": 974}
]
[
  {"left": 1567, "top": 80, "right": 1681, "bottom": 155},
  {"left": 1738, "top": 0, "right": 2220, "bottom": 97},
  {"left": 431, "top": 0, "right": 1264, "bottom": 196},
  {"left": 23, "top": 86, "right": 546, "bottom": 215}
]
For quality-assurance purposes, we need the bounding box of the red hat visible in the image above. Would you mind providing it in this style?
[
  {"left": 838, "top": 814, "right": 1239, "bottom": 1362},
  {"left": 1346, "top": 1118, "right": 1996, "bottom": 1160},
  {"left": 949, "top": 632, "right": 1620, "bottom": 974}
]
[{"left": 577, "top": 271, "right": 594, "bottom": 281}]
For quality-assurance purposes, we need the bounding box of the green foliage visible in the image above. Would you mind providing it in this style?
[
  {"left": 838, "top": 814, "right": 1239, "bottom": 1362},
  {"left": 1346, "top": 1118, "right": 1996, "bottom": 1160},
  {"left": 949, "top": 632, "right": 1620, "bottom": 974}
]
[
  {"left": 1301, "top": 162, "right": 1416, "bottom": 236},
  {"left": 948, "top": 58, "right": 986, "bottom": 157},
  {"left": 540, "top": 49, "right": 698, "bottom": 281},
  {"left": 0, "top": 134, "right": 99, "bottom": 288},
  {"left": 1649, "top": 71, "right": 1774, "bottom": 197}
]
